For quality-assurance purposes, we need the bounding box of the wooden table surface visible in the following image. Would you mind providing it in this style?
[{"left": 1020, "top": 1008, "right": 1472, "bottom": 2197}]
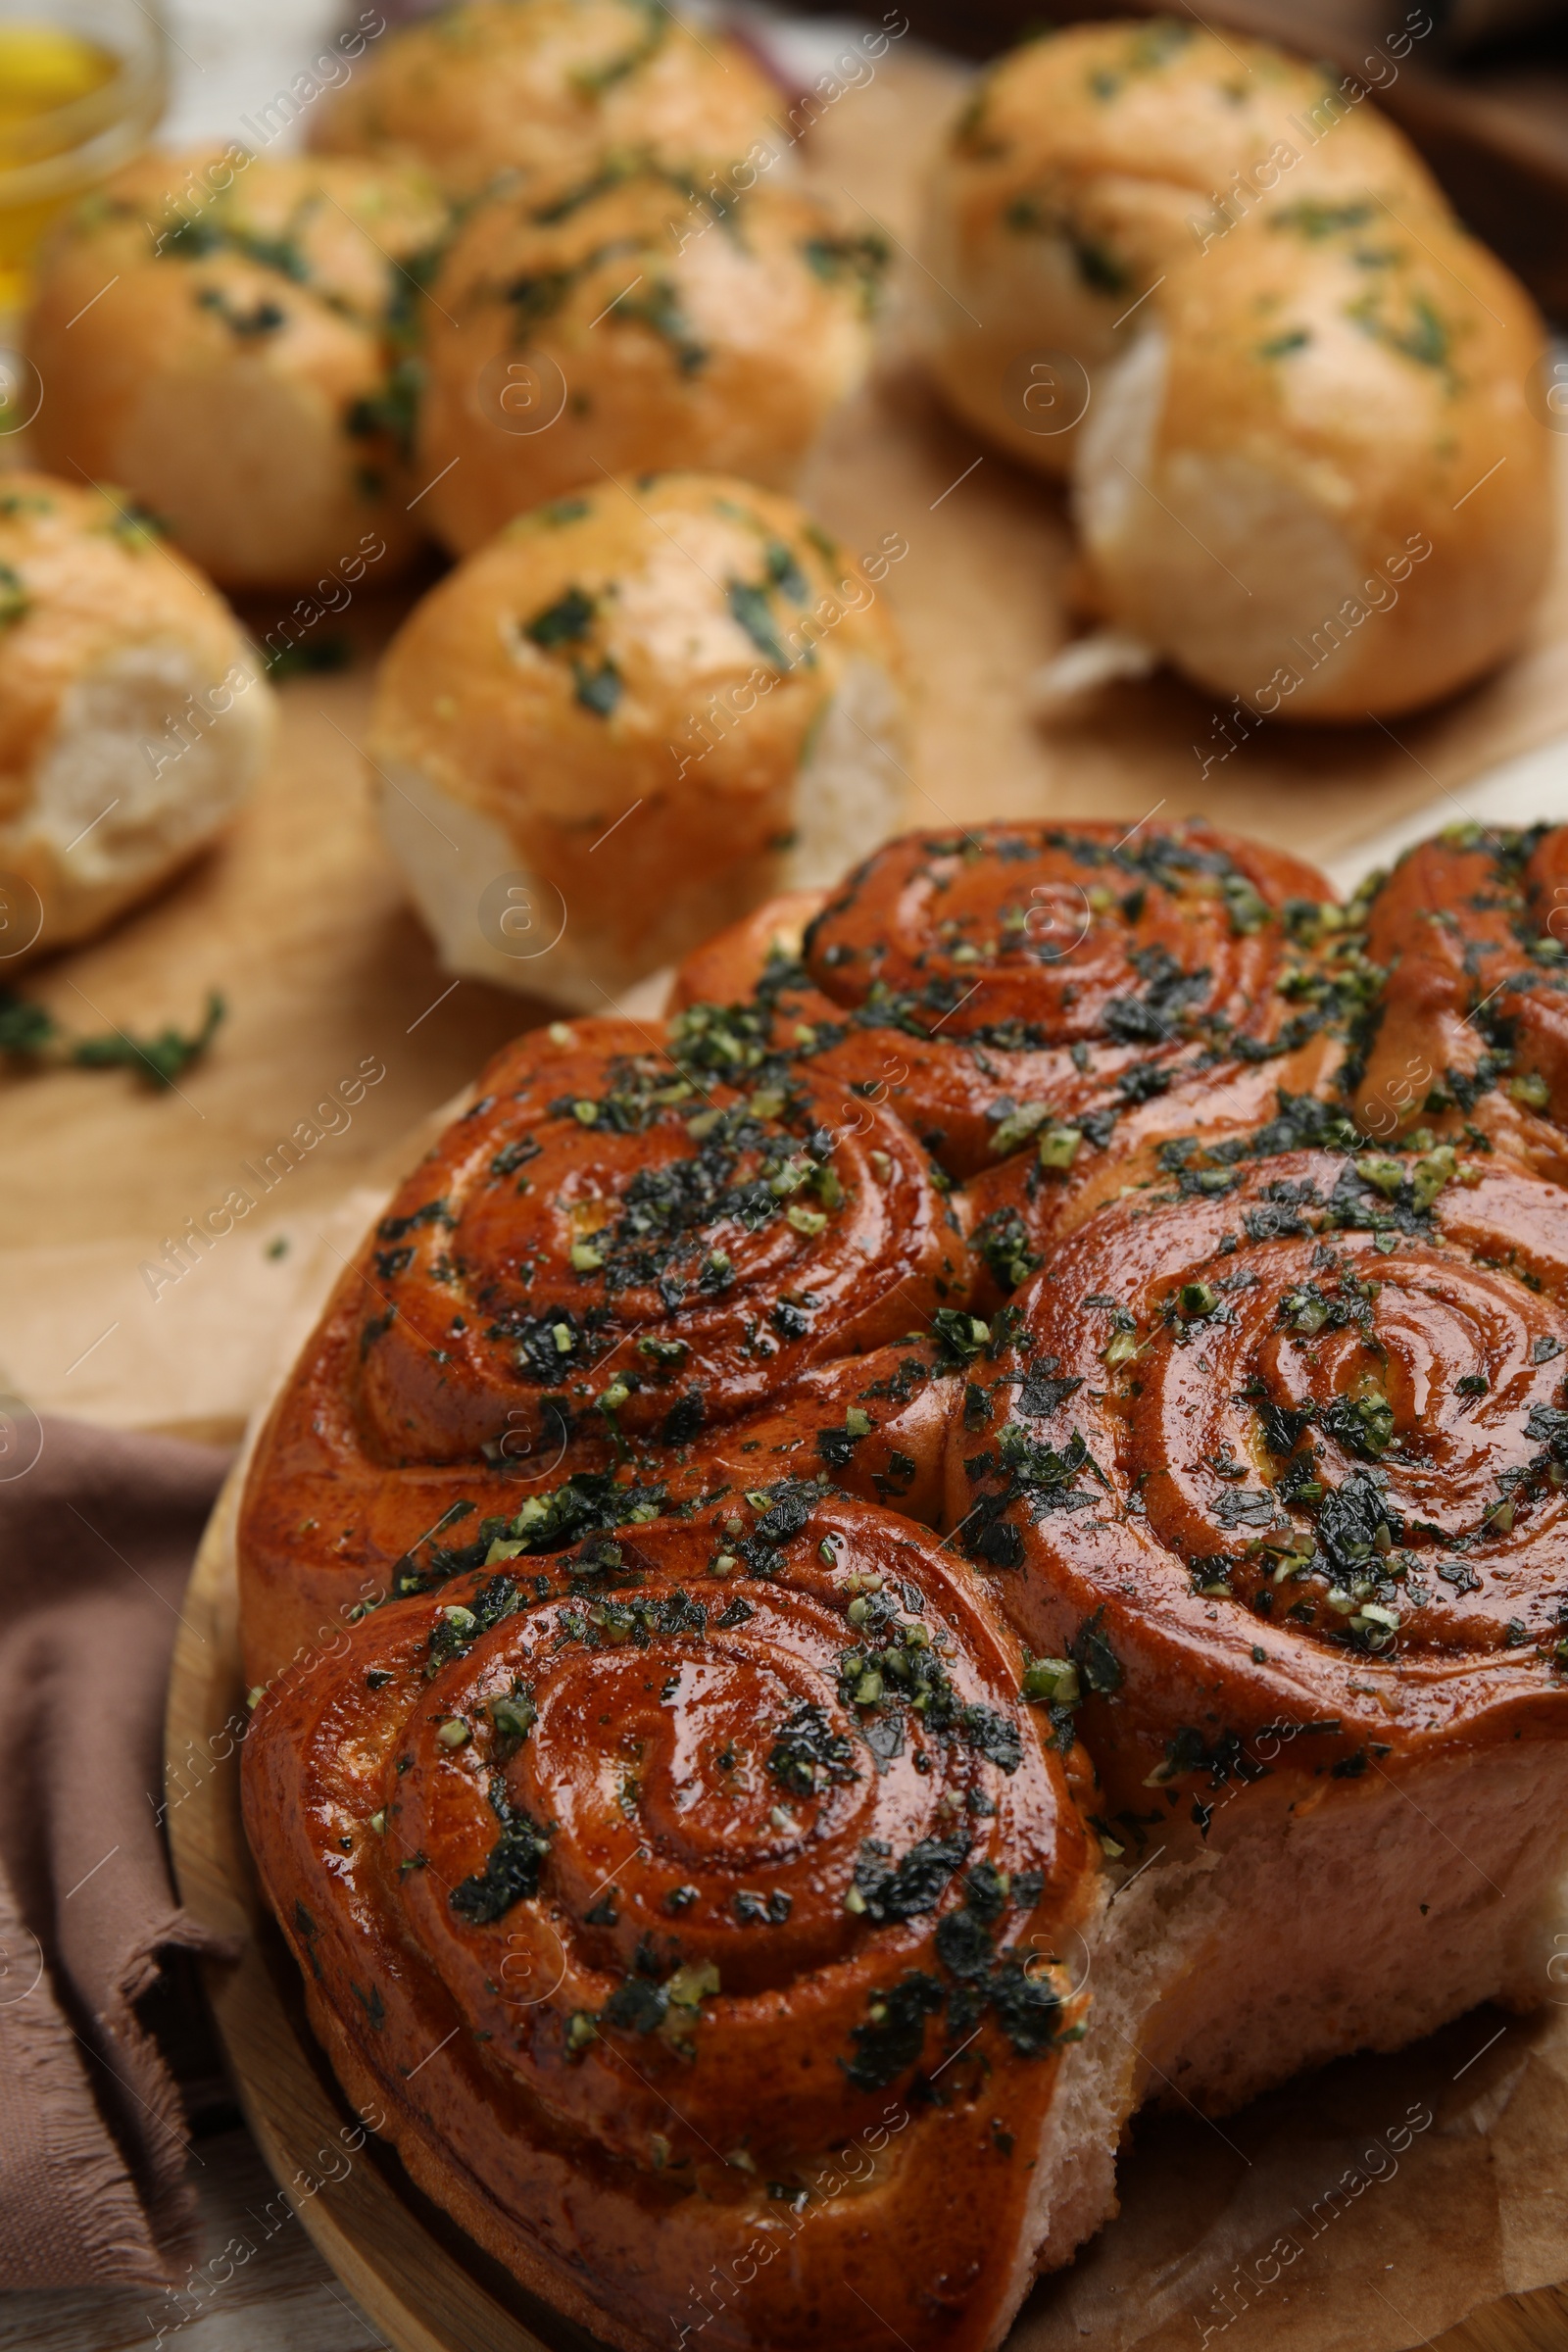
[{"left": 0, "top": 2123, "right": 386, "bottom": 2352}]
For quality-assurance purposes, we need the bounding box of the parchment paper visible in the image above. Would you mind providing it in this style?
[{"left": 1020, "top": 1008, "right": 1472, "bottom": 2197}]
[{"left": 1016, "top": 2002, "right": 1568, "bottom": 2350}]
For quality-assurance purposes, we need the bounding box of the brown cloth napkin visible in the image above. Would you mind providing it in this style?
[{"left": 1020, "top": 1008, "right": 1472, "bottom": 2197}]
[{"left": 0, "top": 1415, "right": 232, "bottom": 2290}]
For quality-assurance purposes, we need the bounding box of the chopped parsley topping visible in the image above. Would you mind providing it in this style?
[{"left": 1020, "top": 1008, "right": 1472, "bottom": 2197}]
[
  {"left": 449, "top": 1782, "right": 554, "bottom": 1924},
  {"left": 767, "top": 1701, "right": 859, "bottom": 1797}
]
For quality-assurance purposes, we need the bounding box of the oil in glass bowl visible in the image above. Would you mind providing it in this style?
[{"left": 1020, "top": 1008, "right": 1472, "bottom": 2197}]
[{"left": 0, "top": 0, "right": 167, "bottom": 318}]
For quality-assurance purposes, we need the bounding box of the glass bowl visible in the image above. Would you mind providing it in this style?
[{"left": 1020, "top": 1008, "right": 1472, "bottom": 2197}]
[{"left": 0, "top": 0, "right": 167, "bottom": 315}]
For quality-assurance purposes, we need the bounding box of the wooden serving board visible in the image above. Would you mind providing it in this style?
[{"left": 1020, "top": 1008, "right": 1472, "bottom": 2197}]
[{"left": 12, "top": 42, "right": 1568, "bottom": 1445}]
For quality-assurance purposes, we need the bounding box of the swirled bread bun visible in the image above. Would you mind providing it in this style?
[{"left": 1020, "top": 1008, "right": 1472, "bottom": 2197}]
[
  {"left": 367, "top": 474, "right": 907, "bottom": 1005},
  {"left": 244, "top": 1495, "right": 1114, "bottom": 2352},
  {"left": 416, "top": 167, "right": 885, "bottom": 555},
  {"left": 310, "top": 0, "right": 781, "bottom": 202},
  {"left": 0, "top": 473, "right": 272, "bottom": 957},
  {"left": 27, "top": 152, "right": 448, "bottom": 590},
  {"left": 236, "top": 1004, "right": 975, "bottom": 1679},
  {"left": 949, "top": 1144, "right": 1568, "bottom": 2114},
  {"left": 1068, "top": 195, "right": 1550, "bottom": 719},
  {"left": 920, "top": 19, "right": 1445, "bottom": 478},
  {"left": 793, "top": 818, "right": 1346, "bottom": 1180},
  {"left": 665, "top": 886, "right": 827, "bottom": 1008}
]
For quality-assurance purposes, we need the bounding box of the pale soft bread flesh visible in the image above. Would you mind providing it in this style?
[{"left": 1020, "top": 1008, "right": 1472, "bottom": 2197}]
[
  {"left": 0, "top": 470, "right": 273, "bottom": 956},
  {"left": 1072, "top": 322, "right": 1367, "bottom": 711},
  {"left": 1127, "top": 1743, "right": 1568, "bottom": 2118},
  {"left": 19, "top": 642, "right": 270, "bottom": 940},
  {"left": 374, "top": 656, "right": 905, "bottom": 1006}
]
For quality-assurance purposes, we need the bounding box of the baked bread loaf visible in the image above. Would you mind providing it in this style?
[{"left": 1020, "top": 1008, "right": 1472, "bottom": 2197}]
[
  {"left": 27, "top": 151, "right": 448, "bottom": 589},
  {"left": 920, "top": 19, "right": 1445, "bottom": 479},
  {"left": 1068, "top": 194, "right": 1550, "bottom": 719},
  {"left": 0, "top": 471, "right": 272, "bottom": 956},
  {"left": 309, "top": 0, "right": 782, "bottom": 202},
  {"left": 757, "top": 818, "right": 1348, "bottom": 1177},
  {"left": 245, "top": 1496, "right": 1114, "bottom": 2352},
  {"left": 416, "top": 166, "right": 886, "bottom": 556},
  {"left": 236, "top": 1005, "right": 971, "bottom": 1681},
  {"left": 951, "top": 1139, "right": 1568, "bottom": 2115},
  {"left": 240, "top": 814, "right": 1568, "bottom": 2347},
  {"left": 1348, "top": 823, "right": 1568, "bottom": 1176},
  {"left": 919, "top": 20, "right": 1551, "bottom": 718},
  {"left": 366, "top": 472, "right": 907, "bottom": 1005}
]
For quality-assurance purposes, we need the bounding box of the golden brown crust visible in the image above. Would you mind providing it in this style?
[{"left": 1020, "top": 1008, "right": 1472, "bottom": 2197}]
[
  {"left": 238, "top": 1311, "right": 963, "bottom": 1691},
  {"left": 920, "top": 21, "right": 1548, "bottom": 715},
  {"left": 795, "top": 818, "right": 1344, "bottom": 1178},
  {"left": 416, "top": 171, "right": 882, "bottom": 556},
  {"left": 27, "top": 151, "right": 447, "bottom": 588},
  {"left": 285, "top": 1984, "right": 629, "bottom": 2350},
  {"left": 369, "top": 473, "right": 900, "bottom": 829},
  {"left": 353, "top": 1015, "right": 967, "bottom": 1459},
  {"left": 947, "top": 1146, "right": 1568, "bottom": 1831},
  {"left": 367, "top": 472, "right": 906, "bottom": 1000},
  {"left": 1076, "top": 198, "right": 1551, "bottom": 718},
  {"left": 1352, "top": 825, "right": 1568, "bottom": 1164},
  {"left": 237, "top": 1008, "right": 972, "bottom": 1682},
  {"left": 921, "top": 19, "right": 1444, "bottom": 477},
  {"left": 243, "top": 813, "right": 1568, "bottom": 2342},
  {"left": 243, "top": 1495, "right": 1097, "bottom": 2352},
  {"left": 309, "top": 0, "right": 782, "bottom": 201}
]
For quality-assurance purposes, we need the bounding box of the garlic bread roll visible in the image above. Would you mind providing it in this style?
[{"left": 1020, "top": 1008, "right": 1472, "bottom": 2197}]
[
  {"left": 27, "top": 152, "right": 448, "bottom": 589},
  {"left": 0, "top": 473, "right": 273, "bottom": 957},
  {"left": 368, "top": 473, "right": 906, "bottom": 1004},
  {"left": 310, "top": 0, "right": 781, "bottom": 202},
  {"left": 921, "top": 19, "right": 1445, "bottom": 477},
  {"left": 417, "top": 166, "right": 885, "bottom": 555},
  {"left": 1072, "top": 196, "right": 1550, "bottom": 719}
]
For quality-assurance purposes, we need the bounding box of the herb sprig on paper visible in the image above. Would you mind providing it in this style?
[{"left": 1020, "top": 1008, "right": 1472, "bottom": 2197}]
[{"left": 0, "top": 988, "right": 225, "bottom": 1088}]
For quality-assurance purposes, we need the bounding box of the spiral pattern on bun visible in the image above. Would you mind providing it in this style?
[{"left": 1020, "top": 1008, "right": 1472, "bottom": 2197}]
[
  {"left": 238, "top": 1010, "right": 973, "bottom": 1680},
  {"left": 241, "top": 811, "right": 1568, "bottom": 2330},
  {"left": 794, "top": 820, "right": 1353, "bottom": 1177},
  {"left": 243, "top": 1494, "right": 1099, "bottom": 2352},
  {"left": 357, "top": 1013, "right": 968, "bottom": 1459},
  {"left": 1351, "top": 824, "right": 1568, "bottom": 1175},
  {"left": 950, "top": 1142, "right": 1568, "bottom": 1823}
]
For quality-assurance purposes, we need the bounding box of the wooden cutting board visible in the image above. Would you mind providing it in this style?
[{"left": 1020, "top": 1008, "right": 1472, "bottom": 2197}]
[{"left": 10, "top": 42, "right": 1568, "bottom": 1444}]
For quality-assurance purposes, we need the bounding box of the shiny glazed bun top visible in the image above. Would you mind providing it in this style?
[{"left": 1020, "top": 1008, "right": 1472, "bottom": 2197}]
[
  {"left": 27, "top": 150, "right": 449, "bottom": 588},
  {"left": 239, "top": 813, "right": 1568, "bottom": 2352},
  {"left": 951, "top": 1142, "right": 1568, "bottom": 1822},
  {"left": 235, "top": 1003, "right": 973, "bottom": 1681},
  {"left": 310, "top": 0, "right": 784, "bottom": 199},
  {"left": 244, "top": 1491, "right": 1099, "bottom": 2352},
  {"left": 416, "top": 163, "right": 887, "bottom": 556},
  {"left": 790, "top": 818, "right": 1359, "bottom": 1178},
  {"left": 348, "top": 1013, "right": 969, "bottom": 1467},
  {"left": 1350, "top": 824, "right": 1568, "bottom": 1178}
]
